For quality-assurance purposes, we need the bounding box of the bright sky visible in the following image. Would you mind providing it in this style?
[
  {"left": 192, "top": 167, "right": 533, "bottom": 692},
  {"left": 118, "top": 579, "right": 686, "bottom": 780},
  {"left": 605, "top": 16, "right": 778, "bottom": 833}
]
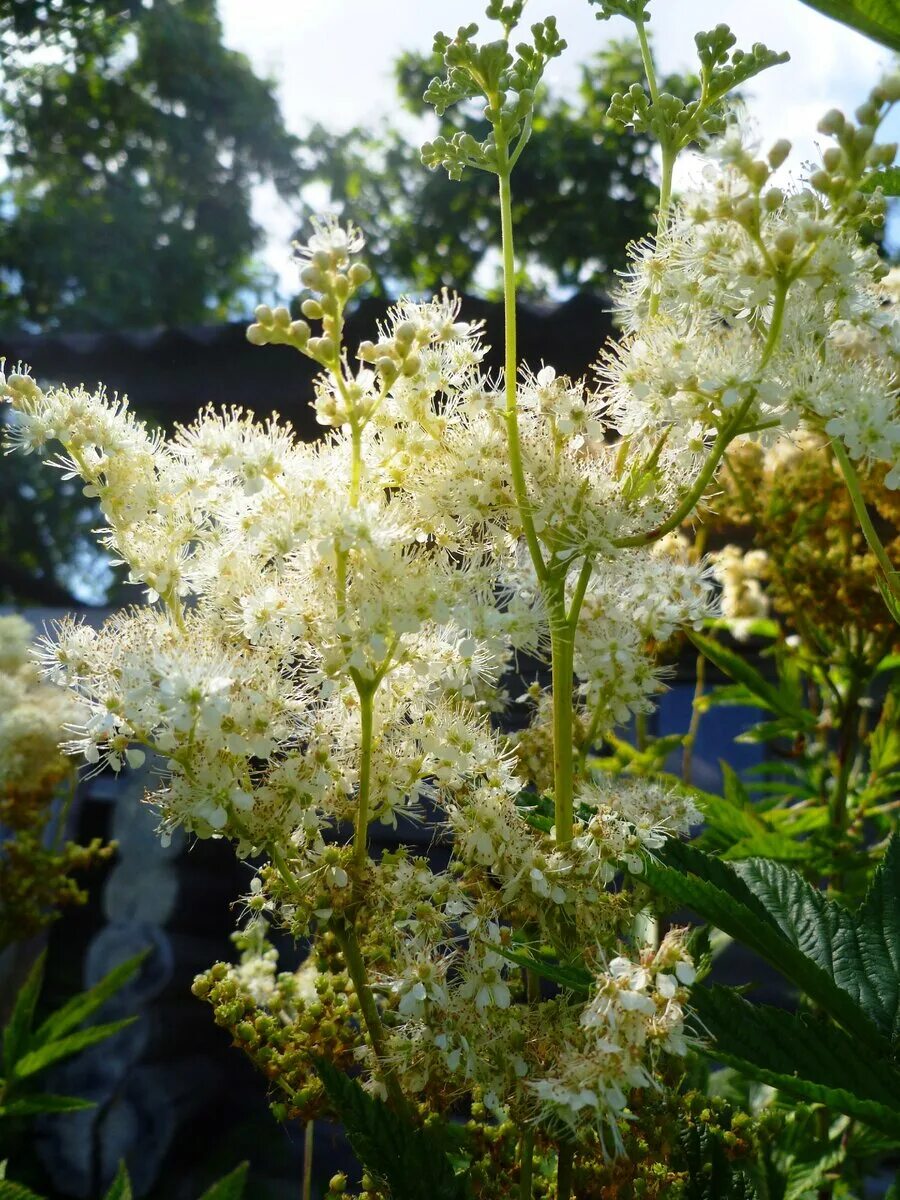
[{"left": 218, "top": 0, "right": 900, "bottom": 295}]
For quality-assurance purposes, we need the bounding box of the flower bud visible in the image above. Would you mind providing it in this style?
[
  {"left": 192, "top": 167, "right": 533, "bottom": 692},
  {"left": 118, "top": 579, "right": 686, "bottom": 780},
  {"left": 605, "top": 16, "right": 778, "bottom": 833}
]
[
  {"left": 300, "top": 266, "right": 325, "bottom": 290},
  {"left": 254, "top": 304, "right": 273, "bottom": 325},
  {"left": 348, "top": 262, "right": 371, "bottom": 287},
  {"left": 817, "top": 109, "right": 845, "bottom": 136},
  {"left": 301, "top": 299, "right": 323, "bottom": 320},
  {"left": 272, "top": 306, "right": 291, "bottom": 328},
  {"left": 822, "top": 146, "right": 842, "bottom": 172},
  {"left": 767, "top": 139, "right": 791, "bottom": 169}
]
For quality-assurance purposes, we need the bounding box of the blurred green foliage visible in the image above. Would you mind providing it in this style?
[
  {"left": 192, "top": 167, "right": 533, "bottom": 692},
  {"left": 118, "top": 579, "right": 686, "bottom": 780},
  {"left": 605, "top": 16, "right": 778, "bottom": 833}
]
[{"left": 0, "top": 0, "right": 301, "bottom": 332}]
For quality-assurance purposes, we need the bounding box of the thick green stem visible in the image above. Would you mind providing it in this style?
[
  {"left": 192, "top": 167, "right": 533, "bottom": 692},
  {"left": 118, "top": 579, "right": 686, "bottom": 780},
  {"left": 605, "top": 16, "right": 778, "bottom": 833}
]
[
  {"left": 518, "top": 1128, "right": 535, "bottom": 1200},
  {"left": 556, "top": 1143, "right": 576, "bottom": 1200},
  {"left": 550, "top": 597, "right": 576, "bottom": 847},
  {"left": 831, "top": 440, "right": 900, "bottom": 605},
  {"left": 332, "top": 918, "right": 411, "bottom": 1116},
  {"left": 354, "top": 685, "right": 374, "bottom": 869},
  {"left": 498, "top": 166, "right": 547, "bottom": 584}
]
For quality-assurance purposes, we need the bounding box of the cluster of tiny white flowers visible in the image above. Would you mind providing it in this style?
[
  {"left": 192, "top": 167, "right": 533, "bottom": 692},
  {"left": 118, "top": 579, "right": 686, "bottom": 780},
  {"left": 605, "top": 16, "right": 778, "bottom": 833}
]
[
  {"left": 0, "top": 615, "right": 85, "bottom": 792},
  {"left": 711, "top": 545, "right": 771, "bottom": 641},
  {"left": 8, "top": 69, "right": 898, "bottom": 1148}
]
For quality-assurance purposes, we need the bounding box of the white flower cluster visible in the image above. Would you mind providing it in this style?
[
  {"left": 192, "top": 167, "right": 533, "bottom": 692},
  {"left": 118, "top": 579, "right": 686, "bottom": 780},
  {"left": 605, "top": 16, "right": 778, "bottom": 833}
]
[
  {"left": 0, "top": 614, "right": 85, "bottom": 793},
  {"left": 604, "top": 112, "right": 900, "bottom": 484},
  {"left": 710, "top": 545, "right": 771, "bottom": 641}
]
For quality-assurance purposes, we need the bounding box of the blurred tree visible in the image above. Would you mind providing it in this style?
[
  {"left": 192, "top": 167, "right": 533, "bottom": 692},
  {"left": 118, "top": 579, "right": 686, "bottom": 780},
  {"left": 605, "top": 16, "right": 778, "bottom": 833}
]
[
  {"left": 0, "top": 0, "right": 301, "bottom": 332},
  {"left": 294, "top": 40, "right": 696, "bottom": 298}
]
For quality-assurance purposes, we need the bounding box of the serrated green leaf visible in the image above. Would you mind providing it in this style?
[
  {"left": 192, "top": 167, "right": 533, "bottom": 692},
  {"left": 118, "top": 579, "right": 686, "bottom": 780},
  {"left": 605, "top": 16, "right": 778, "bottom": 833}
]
[
  {"left": 103, "top": 1163, "right": 132, "bottom": 1200},
  {"left": 734, "top": 838, "right": 900, "bottom": 1044},
  {"left": 197, "top": 1163, "right": 249, "bottom": 1200},
  {"left": 860, "top": 168, "right": 900, "bottom": 195},
  {"left": 687, "top": 631, "right": 812, "bottom": 724},
  {"left": 679, "top": 1121, "right": 760, "bottom": 1200},
  {"left": 3, "top": 955, "right": 45, "bottom": 1076},
  {"left": 646, "top": 840, "right": 889, "bottom": 1051},
  {"left": 692, "top": 986, "right": 900, "bottom": 1138},
  {"left": 796, "top": 0, "right": 900, "bottom": 52},
  {"left": 12, "top": 1018, "right": 136, "bottom": 1081},
  {"left": 784, "top": 1145, "right": 845, "bottom": 1200},
  {"left": 0, "top": 1094, "right": 95, "bottom": 1117},
  {"left": 0, "top": 1182, "right": 46, "bottom": 1200},
  {"left": 34, "top": 951, "right": 148, "bottom": 1046},
  {"left": 315, "top": 1060, "right": 470, "bottom": 1200}
]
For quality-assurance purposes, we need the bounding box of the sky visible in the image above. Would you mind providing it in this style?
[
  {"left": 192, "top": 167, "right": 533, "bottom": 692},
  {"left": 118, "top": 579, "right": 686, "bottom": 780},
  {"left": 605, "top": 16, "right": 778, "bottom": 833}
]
[{"left": 217, "top": 0, "right": 900, "bottom": 296}]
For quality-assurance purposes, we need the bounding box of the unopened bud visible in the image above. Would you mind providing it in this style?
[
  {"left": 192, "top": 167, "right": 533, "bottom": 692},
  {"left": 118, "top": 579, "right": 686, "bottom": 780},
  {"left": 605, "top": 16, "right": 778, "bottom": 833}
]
[
  {"left": 301, "top": 299, "right": 323, "bottom": 320},
  {"left": 272, "top": 306, "right": 291, "bottom": 327},
  {"left": 348, "top": 263, "right": 371, "bottom": 287},
  {"left": 254, "top": 304, "right": 273, "bottom": 325},
  {"left": 818, "top": 108, "right": 845, "bottom": 136},
  {"left": 767, "top": 139, "right": 791, "bottom": 170}
]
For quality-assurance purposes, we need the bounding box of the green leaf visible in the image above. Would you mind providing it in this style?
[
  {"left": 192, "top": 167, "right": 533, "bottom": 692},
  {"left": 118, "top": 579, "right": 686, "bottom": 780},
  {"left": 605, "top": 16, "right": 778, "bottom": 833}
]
[
  {"left": 0, "top": 1094, "right": 95, "bottom": 1118},
  {"left": 103, "top": 1163, "right": 132, "bottom": 1200},
  {"left": 692, "top": 986, "right": 900, "bottom": 1138},
  {"left": 860, "top": 167, "right": 900, "bottom": 195},
  {"left": 34, "top": 951, "right": 147, "bottom": 1046},
  {"left": 315, "top": 1060, "right": 470, "bottom": 1200},
  {"left": 197, "top": 1163, "right": 249, "bottom": 1200},
  {"left": 877, "top": 568, "right": 900, "bottom": 626},
  {"left": 645, "top": 839, "right": 889, "bottom": 1051},
  {"left": 679, "top": 1121, "right": 760, "bottom": 1200},
  {"left": 734, "top": 837, "right": 900, "bottom": 1044},
  {"left": 12, "top": 1018, "right": 136, "bottom": 1081},
  {"left": 495, "top": 946, "right": 592, "bottom": 994},
  {"left": 885, "top": 1172, "right": 900, "bottom": 1200},
  {"left": 3, "top": 954, "right": 45, "bottom": 1075},
  {"left": 686, "top": 631, "right": 812, "bottom": 725},
  {"left": 784, "top": 1146, "right": 846, "bottom": 1200},
  {"left": 795, "top": 0, "right": 900, "bottom": 52},
  {"left": 0, "top": 1182, "right": 46, "bottom": 1200}
]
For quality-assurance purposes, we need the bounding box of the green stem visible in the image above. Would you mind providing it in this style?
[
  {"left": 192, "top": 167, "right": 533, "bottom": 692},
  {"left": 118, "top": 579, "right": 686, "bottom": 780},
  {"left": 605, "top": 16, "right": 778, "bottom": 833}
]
[
  {"left": 682, "top": 652, "right": 706, "bottom": 787},
  {"left": 354, "top": 685, "right": 374, "bottom": 870},
  {"left": 519, "top": 1128, "right": 535, "bottom": 1200},
  {"left": 831, "top": 440, "right": 900, "bottom": 604},
  {"left": 556, "top": 1143, "right": 576, "bottom": 1200},
  {"left": 331, "top": 918, "right": 411, "bottom": 1116},
  {"left": 498, "top": 165, "right": 547, "bottom": 584},
  {"left": 350, "top": 421, "right": 363, "bottom": 507},
  {"left": 635, "top": 18, "right": 660, "bottom": 103},
  {"left": 302, "top": 1120, "right": 314, "bottom": 1200},
  {"left": 549, "top": 595, "right": 576, "bottom": 847}
]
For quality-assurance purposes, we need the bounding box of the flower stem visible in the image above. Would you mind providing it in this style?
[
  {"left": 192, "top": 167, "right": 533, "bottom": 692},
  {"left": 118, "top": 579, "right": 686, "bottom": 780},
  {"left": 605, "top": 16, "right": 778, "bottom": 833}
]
[
  {"left": 831, "top": 440, "right": 900, "bottom": 609},
  {"left": 550, "top": 595, "right": 576, "bottom": 847},
  {"left": 556, "top": 1142, "right": 576, "bottom": 1200},
  {"left": 302, "top": 1120, "right": 314, "bottom": 1200},
  {"left": 498, "top": 164, "right": 547, "bottom": 584},
  {"left": 331, "top": 917, "right": 412, "bottom": 1117},
  {"left": 518, "top": 1127, "right": 535, "bottom": 1200},
  {"left": 353, "top": 684, "right": 374, "bottom": 870}
]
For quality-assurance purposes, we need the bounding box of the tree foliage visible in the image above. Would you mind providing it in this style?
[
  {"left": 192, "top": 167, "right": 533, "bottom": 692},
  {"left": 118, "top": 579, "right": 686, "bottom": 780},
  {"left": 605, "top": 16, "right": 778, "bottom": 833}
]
[{"left": 0, "top": 0, "right": 300, "bottom": 331}]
